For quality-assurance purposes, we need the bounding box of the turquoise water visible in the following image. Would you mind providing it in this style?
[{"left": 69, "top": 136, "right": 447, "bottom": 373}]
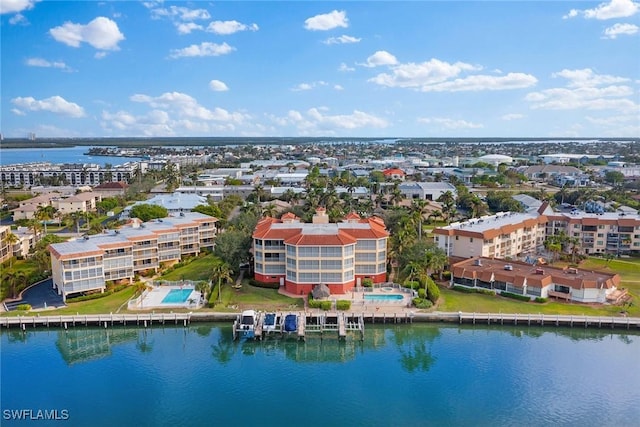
[
  {"left": 364, "top": 294, "right": 404, "bottom": 301},
  {"left": 161, "top": 289, "right": 193, "bottom": 304},
  {"left": 2, "top": 324, "right": 639, "bottom": 426}
]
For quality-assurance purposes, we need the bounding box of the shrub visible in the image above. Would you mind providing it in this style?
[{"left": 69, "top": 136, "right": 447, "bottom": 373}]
[
  {"left": 442, "top": 271, "right": 452, "bottom": 280},
  {"left": 336, "top": 300, "right": 351, "bottom": 311},
  {"left": 500, "top": 291, "right": 531, "bottom": 302},
  {"left": 451, "top": 285, "right": 494, "bottom": 295},
  {"left": 534, "top": 297, "right": 548, "bottom": 303},
  {"left": 67, "top": 285, "right": 128, "bottom": 303},
  {"left": 418, "top": 288, "right": 427, "bottom": 299},
  {"left": 16, "top": 304, "right": 31, "bottom": 311},
  {"left": 248, "top": 279, "right": 280, "bottom": 289},
  {"left": 362, "top": 278, "right": 373, "bottom": 287},
  {"left": 405, "top": 280, "right": 420, "bottom": 290},
  {"left": 412, "top": 298, "right": 432, "bottom": 309},
  {"left": 426, "top": 277, "right": 440, "bottom": 303}
]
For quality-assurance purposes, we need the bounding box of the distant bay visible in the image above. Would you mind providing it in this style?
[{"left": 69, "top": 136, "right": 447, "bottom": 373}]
[
  {"left": 0, "top": 146, "right": 143, "bottom": 167},
  {"left": 2, "top": 323, "right": 639, "bottom": 427}
]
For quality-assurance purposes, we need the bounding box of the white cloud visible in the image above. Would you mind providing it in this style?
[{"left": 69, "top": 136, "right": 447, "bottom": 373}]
[
  {"left": 129, "top": 91, "right": 248, "bottom": 123},
  {"left": 501, "top": 113, "right": 525, "bottom": 121},
  {"left": 564, "top": 0, "right": 639, "bottom": 20},
  {"left": 304, "top": 10, "right": 348, "bottom": 31},
  {"left": 525, "top": 68, "right": 637, "bottom": 112},
  {"left": 338, "top": 62, "right": 355, "bottom": 72},
  {"left": 151, "top": 6, "right": 210, "bottom": 21},
  {"left": 94, "top": 51, "right": 108, "bottom": 59},
  {"left": 602, "top": 22, "right": 639, "bottom": 38},
  {"left": 101, "top": 109, "right": 174, "bottom": 136},
  {"left": 169, "top": 42, "right": 235, "bottom": 58},
  {"left": 291, "top": 81, "right": 328, "bottom": 91},
  {"left": 369, "top": 58, "right": 479, "bottom": 87},
  {"left": 11, "top": 95, "right": 85, "bottom": 117},
  {"left": 206, "top": 20, "right": 259, "bottom": 35},
  {"left": 418, "top": 117, "right": 484, "bottom": 130},
  {"left": 0, "top": 0, "right": 37, "bottom": 14},
  {"left": 420, "top": 73, "right": 538, "bottom": 92},
  {"left": 9, "top": 12, "right": 27, "bottom": 24},
  {"left": 361, "top": 50, "right": 398, "bottom": 68},
  {"left": 176, "top": 22, "right": 203, "bottom": 35},
  {"left": 49, "top": 17, "right": 125, "bottom": 51},
  {"left": 270, "top": 108, "right": 388, "bottom": 135},
  {"left": 209, "top": 80, "right": 229, "bottom": 92},
  {"left": 323, "top": 35, "right": 361, "bottom": 44},
  {"left": 334, "top": 84, "right": 344, "bottom": 91},
  {"left": 25, "top": 57, "right": 71, "bottom": 71},
  {"left": 11, "top": 108, "right": 26, "bottom": 116},
  {"left": 553, "top": 68, "right": 629, "bottom": 87}
]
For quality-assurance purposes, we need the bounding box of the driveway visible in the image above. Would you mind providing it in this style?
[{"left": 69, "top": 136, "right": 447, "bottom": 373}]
[{"left": 4, "top": 279, "right": 66, "bottom": 311}]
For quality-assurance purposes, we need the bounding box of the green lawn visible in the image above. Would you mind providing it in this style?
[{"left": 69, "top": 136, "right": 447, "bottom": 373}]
[
  {"left": 2, "top": 286, "right": 138, "bottom": 317},
  {"left": 438, "top": 286, "right": 638, "bottom": 316},
  {"left": 158, "top": 254, "right": 219, "bottom": 282}
]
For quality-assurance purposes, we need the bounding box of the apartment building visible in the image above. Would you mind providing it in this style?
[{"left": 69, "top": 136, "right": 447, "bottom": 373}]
[
  {"left": 48, "top": 212, "right": 217, "bottom": 300},
  {"left": 0, "top": 162, "right": 141, "bottom": 187},
  {"left": 546, "top": 211, "right": 640, "bottom": 256},
  {"left": 0, "top": 225, "right": 12, "bottom": 264},
  {"left": 12, "top": 191, "right": 102, "bottom": 220},
  {"left": 450, "top": 257, "right": 621, "bottom": 304},
  {"left": 252, "top": 209, "right": 389, "bottom": 295},
  {"left": 433, "top": 211, "right": 548, "bottom": 259},
  {"left": 433, "top": 203, "right": 640, "bottom": 258}
]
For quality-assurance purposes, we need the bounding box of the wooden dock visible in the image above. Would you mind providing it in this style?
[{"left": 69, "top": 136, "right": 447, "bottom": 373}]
[
  {"left": 455, "top": 312, "right": 640, "bottom": 329},
  {"left": 0, "top": 313, "right": 192, "bottom": 329}
]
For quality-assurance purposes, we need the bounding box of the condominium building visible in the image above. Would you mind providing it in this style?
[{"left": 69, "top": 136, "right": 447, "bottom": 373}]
[
  {"left": 546, "top": 211, "right": 640, "bottom": 256},
  {"left": 0, "top": 225, "right": 12, "bottom": 264},
  {"left": 433, "top": 210, "right": 548, "bottom": 259},
  {"left": 48, "top": 212, "right": 217, "bottom": 300},
  {"left": 450, "top": 257, "right": 621, "bottom": 304},
  {"left": 1, "top": 162, "right": 142, "bottom": 187},
  {"left": 433, "top": 203, "right": 640, "bottom": 258},
  {"left": 252, "top": 209, "right": 389, "bottom": 295}
]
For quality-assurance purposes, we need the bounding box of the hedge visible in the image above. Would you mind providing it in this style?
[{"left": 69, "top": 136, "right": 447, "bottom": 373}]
[
  {"left": 16, "top": 304, "right": 31, "bottom": 311},
  {"left": 248, "top": 279, "right": 280, "bottom": 290},
  {"left": 67, "top": 284, "right": 129, "bottom": 303},
  {"left": 534, "top": 297, "right": 548, "bottom": 304},
  {"left": 336, "top": 300, "right": 351, "bottom": 311},
  {"left": 426, "top": 277, "right": 440, "bottom": 303},
  {"left": 452, "top": 285, "right": 494, "bottom": 296},
  {"left": 362, "top": 278, "right": 373, "bottom": 288},
  {"left": 308, "top": 299, "right": 332, "bottom": 310},
  {"left": 412, "top": 298, "right": 433, "bottom": 309},
  {"left": 499, "top": 291, "right": 531, "bottom": 302}
]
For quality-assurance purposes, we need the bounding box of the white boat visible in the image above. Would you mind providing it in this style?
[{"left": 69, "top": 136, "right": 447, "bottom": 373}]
[{"left": 237, "top": 310, "right": 257, "bottom": 338}]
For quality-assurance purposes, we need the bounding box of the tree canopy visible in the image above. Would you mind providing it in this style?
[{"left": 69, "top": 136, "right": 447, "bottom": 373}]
[{"left": 129, "top": 204, "right": 168, "bottom": 222}]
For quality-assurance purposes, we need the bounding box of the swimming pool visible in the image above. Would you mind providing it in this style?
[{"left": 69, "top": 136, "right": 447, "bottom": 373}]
[
  {"left": 161, "top": 289, "right": 193, "bottom": 304},
  {"left": 364, "top": 294, "right": 404, "bottom": 301}
]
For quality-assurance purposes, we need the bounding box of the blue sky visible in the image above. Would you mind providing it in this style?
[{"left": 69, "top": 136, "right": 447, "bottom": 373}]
[{"left": 1, "top": 0, "right": 639, "bottom": 138}]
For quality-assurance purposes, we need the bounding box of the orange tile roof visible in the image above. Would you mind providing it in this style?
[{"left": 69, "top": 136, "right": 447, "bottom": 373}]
[{"left": 284, "top": 230, "right": 357, "bottom": 246}]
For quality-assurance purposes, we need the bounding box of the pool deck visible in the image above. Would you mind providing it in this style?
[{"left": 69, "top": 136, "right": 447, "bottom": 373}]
[
  {"left": 279, "top": 286, "right": 414, "bottom": 314},
  {"left": 130, "top": 286, "right": 203, "bottom": 310}
]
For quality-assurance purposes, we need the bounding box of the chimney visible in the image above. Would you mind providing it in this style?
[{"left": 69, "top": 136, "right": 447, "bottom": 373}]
[{"left": 312, "top": 207, "right": 329, "bottom": 224}]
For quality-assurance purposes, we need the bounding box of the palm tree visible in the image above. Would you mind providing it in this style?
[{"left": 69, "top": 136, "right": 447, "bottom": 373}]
[
  {"left": 410, "top": 199, "right": 429, "bottom": 240},
  {"left": 262, "top": 203, "right": 278, "bottom": 218},
  {"left": 3, "top": 232, "right": 19, "bottom": 268},
  {"left": 437, "top": 191, "right": 457, "bottom": 224},
  {"left": 211, "top": 262, "right": 233, "bottom": 304},
  {"left": 426, "top": 248, "right": 448, "bottom": 281},
  {"left": 35, "top": 205, "right": 57, "bottom": 234}
]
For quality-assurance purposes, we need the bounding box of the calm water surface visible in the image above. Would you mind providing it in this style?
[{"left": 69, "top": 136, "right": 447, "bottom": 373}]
[
  {"left": 0, "top": 146, "right": 143, "bottom": 166},
  {"left": 1, "top": 324, "right": 639, "bottom": 427}
]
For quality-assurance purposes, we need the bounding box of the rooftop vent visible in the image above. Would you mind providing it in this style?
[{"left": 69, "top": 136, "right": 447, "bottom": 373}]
[
  {"left": 535, "top": 268, "right": 544, "bottom": 275},
  {"left": 504, "top": 264, "right": 513, "bottom": 271},
  {"left": 568, "top": 267, "right": 578, "bottom": 274},
  {"left": 474, "top": 258, "right": 483, "bottom": 266}
]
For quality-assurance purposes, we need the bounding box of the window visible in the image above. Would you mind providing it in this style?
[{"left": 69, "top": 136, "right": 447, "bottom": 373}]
[
  {"left": 321, "top": 272, "right": 342, "bottom": 282},
  {"left": 286, "top": 258, "right": 296, "bottom": 269},
  {"left": 321, "top": 247, "right": 342, "bottom": 257},
  {"left": 344, "top": 245, "right": 354, "bottom": 256},
  {"left": 298, "top": 247, "right": 319, "bottom": 257},
  {"left": 321, "top": 260, "right": 342, "bottom": 270},
  {"left": 378, "top": 251, "right": 386, "bottom": 261},
  {"left": 286, "top": 245, "right": 296, "bottom": 256},
  {"left": 378, "top": 239, "right": 386, "bottom": 249},
  {"left": 299, "top": 260, "right": 319, "bottom": 269},
  {"left": 356, "top": 253, "right": 376, "bottom": 262},
  {"left": 286, "top": 270, "right": 296, "bottom": 281},
  {"left": 344, "top": 258, "right": 354, "bottom": 268},
  {"left": 356, "top": 240, "right": 376, "bottom": 250}
]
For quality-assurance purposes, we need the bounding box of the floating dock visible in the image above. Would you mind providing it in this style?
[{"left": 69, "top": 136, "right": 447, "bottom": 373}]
[{"left": 233, "top": 311, "right": 367, "bottom": 341}]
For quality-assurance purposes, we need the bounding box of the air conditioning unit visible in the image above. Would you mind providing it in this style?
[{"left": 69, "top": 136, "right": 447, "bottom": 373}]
[
  {"left": 504, "top": 264, "right": 513, "bottom": 271},
  {"left": 474, "top": 258, "right": 483, "bottom": 266},
  {"left": 568, "top": 267, "right": 578, "bottom": 274}
]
